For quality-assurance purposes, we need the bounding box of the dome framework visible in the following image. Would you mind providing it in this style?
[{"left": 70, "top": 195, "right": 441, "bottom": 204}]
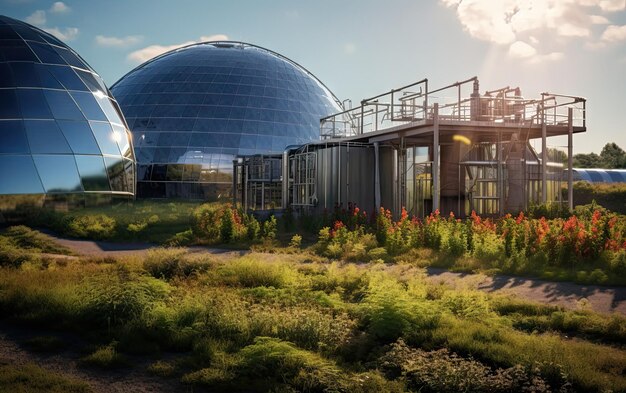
[
  {"left": 111, "top": 41, "right": 341, "bottom": 199},
  {"left": 0, "top": 15, "right": 135, "bottom": 212}
]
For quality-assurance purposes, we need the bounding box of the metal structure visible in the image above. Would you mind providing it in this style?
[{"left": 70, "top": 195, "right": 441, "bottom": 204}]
[{"left": 236, "top": 76, "right": 587, "bottom": 217}]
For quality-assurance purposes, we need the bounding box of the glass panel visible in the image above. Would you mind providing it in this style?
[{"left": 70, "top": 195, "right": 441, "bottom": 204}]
[
  {"left": 0, "top": 40, "right": 38, "bottom": 61},
  {"left": 166, "top": 164, "right": 184, "bottom": 181},
  {"left": 32, "top": 155, "right": 83, "bottom": 193},
  {"left": 57, "top": 120, "right": 101, "bottom": 154},
  {"left": 104, "top": 156, "right": 127, "bottom": 191},
  {"left": 112, "top": 124, "right": 133, "bottom": 158},
  {"left": 0, "top": 25, "right": 23, "bottom": 40},
  {"left": 16, "top": 89, "right": 52, "bottom": 119},
  {"left": 94, "top": 94, "right": 123, "bottom": 125},
  {"left": 70, "top": 91, "right": 108, "bottom": 121},
  {"left": 75, "top": 155, "right": 110, "bottom": 191},
  {"left": 47, "top": 65, "right": 88, "bottom": 91},
  {"left": 0, "top": 63, "right": 15, "bottom": 88},
  {"left": 90, "top": 121, "right": 121, "bottom": 155},
  {"left": 75, "top": 69, "right": 107, "bottom": 94},
  {"left": 123, "top": 158, "right": 134, "bottom": 193},
  {"left": 0, "top": 155, "right": 44, "bottom": 194},
  {"left": 0, "top": 89, "right": 21, "bottom": 119},
  {"left": 43, "top": 89, "right": 85, "bottom": 120},
  {"left": 0, "top": 120, "right": 29, "bottom": 154},
  {"left": 34, "top": 64, "right": 64, "bottom": 89},
  {"left": 10, "top": 62, "right": 39, "bottom": 87},
  {"left": 24, "top": 120, "right": 72, "bottom": 154},
  {"left": 29, "top": 41, "right": 66, "bottom": 64}
]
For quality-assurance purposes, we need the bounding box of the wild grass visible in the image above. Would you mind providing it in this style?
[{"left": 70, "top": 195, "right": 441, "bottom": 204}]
[
  {"left": 1, "top": 237, "right": 626, "bottom": 392},
  {"left": 0, "top": 361, "right": 92, "bottom": 393}
]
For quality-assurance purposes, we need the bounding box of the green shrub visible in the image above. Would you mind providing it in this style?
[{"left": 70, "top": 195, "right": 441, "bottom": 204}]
[
  {"left": 237, "top": 337, "right": 345, "bottom": 391},
  {"left": 78, "top": 267, "right": 171, "bottom": 327},
  {"left": 0, "top": 362, "right": 92, "bottom": 393},
  {"left": 289, "top": 234, "right": 302, "bottom": 248},
  {"left": 262, "top": 215, "right": 278, "bottom": 240},
  {"left": 147, "top": 361, "right": 176, "bottom": 378},
  {"left": 143, "top": 248, "right": 209, "bottom": 279},
  {"left": 80, "top": 343, "right": 126, "bottom": 369},
  {"left": 164, "top": 229, "right": 195, "bottom": 246},
  {"left": 65, "top": 214, "right": 116, "bottom": 240},
  {"left": 2, "top": 226, "right": 72, "bottom": 255}
]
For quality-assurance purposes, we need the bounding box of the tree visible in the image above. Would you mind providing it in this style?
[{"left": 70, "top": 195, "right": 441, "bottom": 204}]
[
  {"left": 573, "top": 152, "right": 601, "bottom": 168},
  {"left": 599, "top": 142, "right": 626, "bottom": 169},
  {"left": 545, "top": 148, "right": 568, "bottom": 165}
]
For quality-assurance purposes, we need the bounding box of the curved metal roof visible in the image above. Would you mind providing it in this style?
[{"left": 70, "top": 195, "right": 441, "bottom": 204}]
[{"left": 571, "top": 168, "right": 626, "bottom": 183}]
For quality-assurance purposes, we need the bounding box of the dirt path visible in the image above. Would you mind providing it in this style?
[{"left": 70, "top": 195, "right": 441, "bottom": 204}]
[
  {"left": 45, "top": 233, "right": 626, "bottom": 315},
  {"left": 425, "top": 268, "right": 626, "bottom": 315},
  {"left": 0, "top": 322, "right": 193, "bottom": 393}
]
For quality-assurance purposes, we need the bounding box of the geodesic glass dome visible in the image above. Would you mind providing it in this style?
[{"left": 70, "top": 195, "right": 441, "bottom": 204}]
[
  {"left": 0, "top": 15, "right": 135, "bottom": 212},
  {"left": 110, "top": 41, "right": 342, "bottom": 199}
]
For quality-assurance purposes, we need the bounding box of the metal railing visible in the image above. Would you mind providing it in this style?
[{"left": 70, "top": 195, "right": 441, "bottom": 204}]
[{"left": 320, "top": 77, "right": 587, "bottom": 139}]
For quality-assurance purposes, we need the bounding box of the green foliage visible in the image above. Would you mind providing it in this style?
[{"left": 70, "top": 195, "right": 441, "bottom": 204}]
[
  {"left": 0, "top": 362, "right": 92, "bottom": 393},
  {"left": 218, "top": 257, "right": 296, "bottom": 288},
  {"left": 147, "top": 361, "right": 176, "bottom": 378},
  {"left": 262, "top": 215, "right": 278, "bottom": 240},
  {"left": 65, "top": 214, "right": 116, "bottom": 240},
  {"left": 78, "top": 267, "right": 171, "bottom": 327},
  {"left": 289, "top": 234, "right": 302, "bottom": 248},
  {"left": 80, "top": 343, "right": 127, "bottom": 369},
  {"left": 379, "top": 340, "right": 568, "bottom": 393},
  {"left": 2, "top": 226, "right": 73, "bottom": 255},
  {"left": 143, "top": 248, "right": 211, "bottom": 279}
]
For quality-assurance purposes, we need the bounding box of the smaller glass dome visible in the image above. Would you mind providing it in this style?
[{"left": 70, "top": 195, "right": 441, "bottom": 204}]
[{"left": 0, "top": 15, "right": 136, "bottom": 212}]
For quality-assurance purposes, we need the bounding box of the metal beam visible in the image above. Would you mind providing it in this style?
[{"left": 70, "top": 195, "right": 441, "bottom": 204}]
[
  {"left": 433, "top": 103, "right": 440, "bottom": 212},
  {"left": 374, "top": 142, "right": 381, "bottom": 209},
  {"left": 541, "top": 105, "right": 548, "bottom": 205},
  {"left": 567, "top": 107, "right": 574, "bottom": 211}
]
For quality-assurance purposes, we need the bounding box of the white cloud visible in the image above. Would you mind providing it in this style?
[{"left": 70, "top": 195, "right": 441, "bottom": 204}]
[
  {"left": 96, "top": 35, "right": 143, "bottom": 48},
  {"left": 590, "top": 15, "right": 610, "bottom": 24},
  {"left": 508, "top": 41, "right": 536, "bottom": 58},
  {"left": 128, "top": 34, "right": 229, "bottom": 63},
  {"left": 599, "top": 0, "right": 625, "bottom": 12},
  {"left": 601, "top": 24, "right": 626, "bottom": 42},
  {"left": 25, "top": 10, "right": 46, "bottom": 26},
  {"left": 44, "top": 26, "right": 78, "bottom": 41},
  {"left": 49, "top": 1, "right": 69, "bottom": 13}
]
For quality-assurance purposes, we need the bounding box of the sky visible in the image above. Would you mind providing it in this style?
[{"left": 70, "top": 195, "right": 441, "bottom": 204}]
[{"left": 1, "top": 0, "right": 625, "bottom": 154}]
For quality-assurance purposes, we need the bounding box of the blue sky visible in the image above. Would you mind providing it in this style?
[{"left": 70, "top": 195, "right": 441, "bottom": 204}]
[{"left": 2, "top": 0, "right": 625, "bottom": 154}]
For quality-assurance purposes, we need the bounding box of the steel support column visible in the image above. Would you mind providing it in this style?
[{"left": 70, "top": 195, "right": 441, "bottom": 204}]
[
  {"left": 541, "top": 115, "right": 547, "bottom": 204},
  {"left": 567, "top": 107, "right": 574, "bottom": 211},
  {"left": 433, "top": 103, "right": 440, "bottom": 212},
  {"left": 374, "top": 142, "right": 381, "bottom": 209}
]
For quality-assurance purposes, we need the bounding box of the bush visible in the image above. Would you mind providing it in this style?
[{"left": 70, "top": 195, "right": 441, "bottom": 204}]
[
  {"left": 262, "top": 215, "right": 278, "bottom": 240},
  {"left": 218, "top": 257, "right": 295, "bottom": 288},
  {"left": 289, "top": 234, "right": 302, "bottom": 248},
  {"left": 80, "top": 343, "right": 126, "bottom": 369},
  {"left": 0, "top": 362, "right": 92, "bottom": 393},
  {"left": 143, "top": 248, "right": 210, "bottom": 279},
  {"left": 65, "top": 214, "right": 116, "bottom": 240}
]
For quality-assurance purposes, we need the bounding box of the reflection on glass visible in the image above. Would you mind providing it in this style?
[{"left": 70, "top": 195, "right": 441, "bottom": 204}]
[
  {"left": 57, "top": 120, "right": 101, "bottom": 154},
  {"left": 43, "top": 89, "right": 85, "bottom": 120},
  {"left": 104, "top": 156, "right": 126, "bottom": 192},
  {"left": 90, "top": 121, "right": 121, "bottom": 155},
  {"left": 0, "top": 155, "right": 44, "bottom": 194},
  {"left": 0, "top": 120, "right": 30, "bottom": 154},
  {"left": 75, "top": 155, "right": 110, "bottom": 191},
  {"left": 33, "top": 155, "right": 82, "bottom": 193},
  {"left": 24, "top": 120, "right": 72, "bottom": 154},
  {"left": 16, "top": 89, "right": 52, "bottom": 119}
]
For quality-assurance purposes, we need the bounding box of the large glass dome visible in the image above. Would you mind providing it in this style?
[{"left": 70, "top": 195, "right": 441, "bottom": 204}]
[
  {"left": 111, "top": 41, "right": 342, "bottom": 199},
  {"left": 0, "top": 15, "right": 135, "bottom": 212}
]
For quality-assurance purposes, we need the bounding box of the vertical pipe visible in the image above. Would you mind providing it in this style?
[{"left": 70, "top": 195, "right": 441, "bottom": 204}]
[
  {"left": 433, "top": 103, "right": 440, "bottom": 212},
  {"left": 498, "top": 130, "right": 504, "bottom": 215},
  {"left": 360, "top": 104, "right": 364, "bottom": 135},
  {"left": 282, "top": 150, "right": 289, "bottom": 209},
  {"left": 567, "top": 107, "right": 574, "bottom": 212},
  {"left": 392, "top": 148, "right": 398, "bottom": 217},
  {"left": 374, "top": 142, "right": 381, "bottom": 210},
  {"left": 232, "top": 159, "right": 238, "bottom": 207},
  {"left": 391, "top": 90, "right": 394, "bottom": 121},
  {"left": 541, "top": 101, "right": 548, "bottom": 205},
  {"left": 338, "top": 144, "right": 341, "bottom": 208},
  {"left": 243, "top": 163, "right": 248, "bottom": 212}
]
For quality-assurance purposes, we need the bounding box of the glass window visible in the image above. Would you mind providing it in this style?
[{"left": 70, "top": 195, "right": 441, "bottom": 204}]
[
  {"left": 112, "top": 124, "right": 133, "bottom": 158},
  {"left": 94, "top": 95, "right": 123, "bottom": 125},
  {"left": 43, "top": 90, "right": 85, "bottom": 120},
  {"left": 16, "top": 89, "right": 52, "bottom": 119},
  {"left": 90, "top": 121, "right": 121, "bottom": 155},
  {"left": 104, "top": 156, "right": 127, "bottom": 192},
  {"left": 0, "top": 40, "right": 38, "bottom": 62},
  {"left": 70, "top": 91, "right": 108, "bottom": 121},
  {"left": 34, "top": 64, "right": 64, "bottom": 89},
  {"left": 75, "top": 155, "right": 110, "bottom": 191},
  {"left": 0, "top": 63, "right": 15, "bottom": 88},
  {"left": 166, "top": 164, "right": 184, "bottom": 181},
  {"left": 47, "top": 65, "right": 88, "bottom": 91},
  {"left": 75, "top": 69, "right": 107, "bottom": 93},
  {"left": 24, "top": 120, "right": 72, "bottom": 154},
  {"left": 0, "top": 155, "right": 44, "bottom": 194},
  {"left": 32, "top": 155, "right": 83, "bottom": 193},
  {"left": 10, "top": 62, "right": 39, "bottom": 87},
  {"left": 150, "top": 164, "right": 167, "bottom": 181},
  {"left": 54, "top": 47, "right": 88, "bottom": 70},
  {"left": 0, "top": 89, "right": 21, "bottom": 119},
  {"left": 0, "top": 120, "right": 29, "bottom": 154},
  {"left": 57, "top": 120, "right": 101, "bottom": 154},
  {"left": 29, "top": 41, "right": 66, "bottom": 64}
]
